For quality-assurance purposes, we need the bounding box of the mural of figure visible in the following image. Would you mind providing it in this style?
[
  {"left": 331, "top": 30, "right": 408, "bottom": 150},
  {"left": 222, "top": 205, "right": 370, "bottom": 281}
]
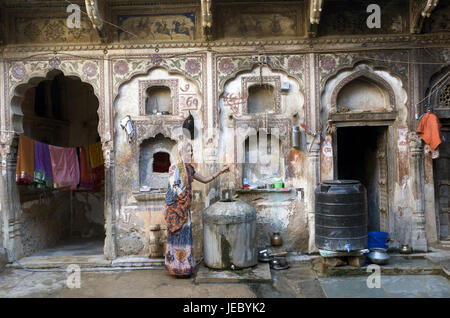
[
  {"left": 271, "top": 15, "right": 281, "bottom": 34},
  {"left": 173, "top": 20, "right": 191, "bottom": 37},
  {"left": 154, "top": 21, "right": 172, "bottom": 39}
]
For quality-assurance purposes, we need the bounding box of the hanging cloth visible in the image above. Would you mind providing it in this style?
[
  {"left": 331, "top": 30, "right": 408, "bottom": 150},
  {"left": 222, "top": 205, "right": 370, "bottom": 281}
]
[
  {"left": 49, "top": 145, "right": 80, "bottom": 190},
  {"left": 15, "top": 135, "right": 35, "bottom": 185},
  {"left": 34, "top": 141, "right": 53, "bottom": 189},
  {"left": 88, "top": 141, "right": 104, "bottom": 168},
  {"left": 417, "top": 112, "right": 442, "bottom": 150},
  {"left": 79, "top": 146, "right": 94, "bottom": 189}
]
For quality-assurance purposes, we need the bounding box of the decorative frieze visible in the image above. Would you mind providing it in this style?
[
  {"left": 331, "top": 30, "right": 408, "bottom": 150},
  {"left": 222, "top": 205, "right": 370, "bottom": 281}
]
[{"left": 111, "top": 55, "right": 203, "bottom": 102}]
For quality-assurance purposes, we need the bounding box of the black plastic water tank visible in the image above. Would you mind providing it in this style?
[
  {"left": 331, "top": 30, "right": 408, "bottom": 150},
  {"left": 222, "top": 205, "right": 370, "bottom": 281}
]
[{"left": 315, "top": 180, "right": 367, "bottom": 252}]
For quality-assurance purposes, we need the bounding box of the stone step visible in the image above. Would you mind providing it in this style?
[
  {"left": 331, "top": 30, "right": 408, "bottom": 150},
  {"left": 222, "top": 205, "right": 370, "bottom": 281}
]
[
  {"left": 314, "top": 256, "right": 443, "bottom": 277},
  {"left": 7, "top": 255, "right": 165, "bottom": 270}
]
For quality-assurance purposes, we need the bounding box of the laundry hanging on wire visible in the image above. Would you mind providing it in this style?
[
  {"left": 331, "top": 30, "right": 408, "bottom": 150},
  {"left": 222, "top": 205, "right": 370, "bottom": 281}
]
[{"left": 15, "top": 135, "right": 104, "bottom": 191}]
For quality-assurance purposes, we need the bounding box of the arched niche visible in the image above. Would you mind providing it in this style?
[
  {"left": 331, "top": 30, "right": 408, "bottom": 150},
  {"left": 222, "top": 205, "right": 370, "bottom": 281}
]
[
  {"left": 336, "top": 77, "right": 391, "bottom": 113},
  {"left": 139, "top": 133, "right": 176, "bottom": 191},
  {"left": 330, "top": 70, "right": 396, "bottom": 113}
]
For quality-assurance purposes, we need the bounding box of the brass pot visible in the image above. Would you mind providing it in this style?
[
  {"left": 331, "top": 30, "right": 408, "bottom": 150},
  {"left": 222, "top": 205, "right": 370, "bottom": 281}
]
[
  {"left": 271, "top": 232, "right": 283, "bottom": 247},
  {"left": 400, "top": 244, "right": 412, "bottom": 254}
]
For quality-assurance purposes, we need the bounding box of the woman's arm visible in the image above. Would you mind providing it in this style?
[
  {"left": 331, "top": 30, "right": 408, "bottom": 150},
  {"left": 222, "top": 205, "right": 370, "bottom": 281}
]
[{"left": 193, "top": 165, "right": 229, "bottom": 184}]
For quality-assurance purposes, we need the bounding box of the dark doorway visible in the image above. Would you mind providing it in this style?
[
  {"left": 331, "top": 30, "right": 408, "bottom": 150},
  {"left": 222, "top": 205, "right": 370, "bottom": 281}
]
[
  {"left": 336, "top": 126, "right": 389, "bottom": 232},
  {"left": 18, "top": 71, "right": 105, "bottom": 257},
  {"left": 434, "top": 123, "right": 450, "bottom": 240}
]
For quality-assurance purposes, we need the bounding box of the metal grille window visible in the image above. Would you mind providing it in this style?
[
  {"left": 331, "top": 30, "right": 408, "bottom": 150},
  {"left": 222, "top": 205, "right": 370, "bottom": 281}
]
[{"left": 439, "top": 82, "right": 450, "bottom": 108}]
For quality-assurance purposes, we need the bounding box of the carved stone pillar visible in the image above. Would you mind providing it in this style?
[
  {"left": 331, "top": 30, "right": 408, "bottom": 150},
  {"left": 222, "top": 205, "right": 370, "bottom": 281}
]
[
  {"left": 306, "top": 135, "right": 321, "bottom": 253},
  {"left": 103, "top": 141, "right": 117, "bottom": 260},
  {"left": 0, "top": 136, "right": 23, "bottom": 260},
  {"left": 409, "top": 132, "right": 428, "bottom": 252}
]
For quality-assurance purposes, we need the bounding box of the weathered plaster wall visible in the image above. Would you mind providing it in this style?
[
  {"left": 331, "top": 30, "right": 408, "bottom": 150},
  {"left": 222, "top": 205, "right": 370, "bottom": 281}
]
[
  {"left": 1, "top": 0, "right": 448, "bottom": 259},
  {"left": 114, "top": 66, "right": 205, "bottom": 257},
  {"left": 18, "top": 190, "right": 71, "bottom": 257}
]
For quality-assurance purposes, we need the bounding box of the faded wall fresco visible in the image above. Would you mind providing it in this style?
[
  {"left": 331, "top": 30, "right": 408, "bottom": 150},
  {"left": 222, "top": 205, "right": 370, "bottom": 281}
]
[
  {"left": 215, "top": 5, "right": 301, "bottom": 38},
  {"left": 117, "top": 13, "right": 196, "bottom": 42}
]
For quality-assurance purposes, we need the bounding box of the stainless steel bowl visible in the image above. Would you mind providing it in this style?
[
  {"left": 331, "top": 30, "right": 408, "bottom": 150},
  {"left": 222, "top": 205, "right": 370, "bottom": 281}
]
[
  {"left": 269, "top": 257, "right": 289, "bottom": 270},
  {"left": 258, "top": 249, "right": 272, "bottom": 262},
  {"left": 368, "top": 248, "right": 390, "bottom": 265}
]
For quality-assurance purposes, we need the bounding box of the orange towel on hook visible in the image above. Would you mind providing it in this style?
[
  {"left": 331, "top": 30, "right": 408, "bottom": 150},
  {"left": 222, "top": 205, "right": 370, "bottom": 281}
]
[
  {"left": 15, "top": 135, "right": 35, "bottom": 185},
  {"left": 416, "top": 112, "right": 442, "bottom": 150}
]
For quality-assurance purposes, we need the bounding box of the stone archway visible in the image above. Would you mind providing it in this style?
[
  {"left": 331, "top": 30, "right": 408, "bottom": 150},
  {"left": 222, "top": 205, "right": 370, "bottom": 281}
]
[{"left": 1, "top": 61, "right": 116, "bottom": 260}]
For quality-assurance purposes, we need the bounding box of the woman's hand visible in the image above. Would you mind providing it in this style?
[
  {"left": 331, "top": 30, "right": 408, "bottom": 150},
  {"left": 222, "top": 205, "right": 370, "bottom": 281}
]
[{"left": 220, "top": 165, "right": 230, "bottom": 174}]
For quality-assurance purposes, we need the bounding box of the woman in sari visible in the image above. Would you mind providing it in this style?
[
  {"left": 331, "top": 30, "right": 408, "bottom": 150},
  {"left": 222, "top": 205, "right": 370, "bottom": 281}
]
[{"left": 165, "top": 140, "right": 229, "bottom": 277}]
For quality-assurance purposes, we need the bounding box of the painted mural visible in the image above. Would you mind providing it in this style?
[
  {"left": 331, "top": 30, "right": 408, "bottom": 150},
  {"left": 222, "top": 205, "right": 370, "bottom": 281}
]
[
  {"left": 13, "top": 16, "right": 99, "bottom": 44},
  {"left": 117, "top": 13, "right": 196, "bottom": 42},
  {"left": 216, "top": 6, "right": 299, "bottom": 38}
]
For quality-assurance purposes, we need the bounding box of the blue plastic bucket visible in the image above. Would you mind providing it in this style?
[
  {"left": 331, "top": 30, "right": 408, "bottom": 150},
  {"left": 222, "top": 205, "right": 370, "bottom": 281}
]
[{"left": 367, "top": 231, "right": 389, "bottom": 250}]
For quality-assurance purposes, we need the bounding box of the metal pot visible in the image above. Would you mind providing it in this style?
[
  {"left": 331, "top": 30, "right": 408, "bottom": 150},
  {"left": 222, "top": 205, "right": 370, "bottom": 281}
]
[
  {"left": 271, "top": 232, "right": 283, "bottom": 247},
  {"left": 368, "top": 248, "right": 390, "bottom": 265},
  {"left": 400, "top": 244, "right": 412, "bottom": 254}
]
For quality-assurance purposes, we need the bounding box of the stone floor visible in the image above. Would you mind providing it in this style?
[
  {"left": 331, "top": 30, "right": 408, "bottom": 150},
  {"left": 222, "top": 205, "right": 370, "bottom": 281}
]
[
  {"left": 319, "top": 275, "right": 450, "bottom": 298},
  {"left": 31, "top": 238, "right": 104, "bottom": 257},
  {"left": 1, "top": 251, "right": 449, "bottom": 298}
]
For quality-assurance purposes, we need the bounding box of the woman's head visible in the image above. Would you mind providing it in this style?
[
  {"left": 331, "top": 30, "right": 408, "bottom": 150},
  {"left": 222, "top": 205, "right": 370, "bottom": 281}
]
[
  {"left": 178, "top": 140, "right": 193, "bottom": 163},
  {"left": 172, "top": 140, "right": 192, "bottom": 165}
]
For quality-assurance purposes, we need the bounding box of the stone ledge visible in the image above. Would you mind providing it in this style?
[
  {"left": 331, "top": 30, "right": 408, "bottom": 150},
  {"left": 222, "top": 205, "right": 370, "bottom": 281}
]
[
  {"left": 195, "top": 263, "right": 272, "bottom": 284},
  {"left": 111, "top": 256, "right": 165, "bottom": 267},
  {"left": 313, "top": 256, "right": 444, "bottom": 278},
  {"left": 7, "top": 255, "right": 111, "bottom": 269}
]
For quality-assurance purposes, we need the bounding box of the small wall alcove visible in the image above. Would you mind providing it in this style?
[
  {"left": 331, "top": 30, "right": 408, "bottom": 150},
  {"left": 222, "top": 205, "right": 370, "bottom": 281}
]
[
  {"left": 145, "top": 86, "right": 173, "bottom": 115},
  {"left": 243, "top": 131, "right": 283, "bottom": 185},
  {"left": 247, "top": 84, "right": 275, "bottom": 114},
  {"left": 139, "top": 134, "right": 176, "bottom": 191}
]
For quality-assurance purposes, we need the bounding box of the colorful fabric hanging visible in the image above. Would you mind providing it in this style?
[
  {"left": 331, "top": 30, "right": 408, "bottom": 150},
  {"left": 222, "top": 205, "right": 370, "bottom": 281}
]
[
  {"left": 79, "top": 146, "right": 94, "bottom": 189},
  {"left": 48, "top": 145, "right": 80, "bottom": 190},
  {"left": 34, "top": 141, "right": 53, "bottom": 189},
  {"left": 88, "top": 141, "right": 104, "bottom": 169},
  {"left": 15, "top": 135, "right": 35, "bottom": 185},
  {"left": 417, "top": 112, "right": 442, "bottom": 150}
]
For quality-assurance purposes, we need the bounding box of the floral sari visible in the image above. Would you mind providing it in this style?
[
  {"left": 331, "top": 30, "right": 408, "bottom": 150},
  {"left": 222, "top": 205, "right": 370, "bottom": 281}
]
[{"left": 164, "top": 162, "right": 196, "bottom": 277}]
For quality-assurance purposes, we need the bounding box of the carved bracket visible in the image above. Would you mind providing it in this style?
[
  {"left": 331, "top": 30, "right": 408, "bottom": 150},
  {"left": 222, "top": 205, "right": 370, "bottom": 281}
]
[
  {"left": 410, "top": 0, "right": 439, "bottom": 34},
  {"left": 85, "top": 0, "right": 108, "bottom": 41},
  {"left": 201, "top": 0, "right": 213, "bottom": 39},
  {"left": 308, "top": 0, "right": 324, "bottom": 37}
]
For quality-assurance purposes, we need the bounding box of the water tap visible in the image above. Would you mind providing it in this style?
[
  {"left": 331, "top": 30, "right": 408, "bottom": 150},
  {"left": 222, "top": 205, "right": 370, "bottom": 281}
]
[{"left": 345, "top": 243, "right": 351, "bottom": 253}]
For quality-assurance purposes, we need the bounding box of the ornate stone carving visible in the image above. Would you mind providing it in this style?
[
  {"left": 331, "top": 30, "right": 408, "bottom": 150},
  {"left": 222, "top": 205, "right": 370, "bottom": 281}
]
[
  {"left": 410, "top": 0, "right": 440, "bottom": 34},
  {"left": 217, "top": 55, "right": 305, "bottom": 95},
  {"left": 1, "top": 32, "right": 449, "bottom": 52},
  {"left": 308, "top": 0, "right": 323, "bottom": 37},
  {"left": 111, "top": 55, "right": 203, "bottom": 103},
  {"left": 318, "top": 51, "right": 409, "bottom": 93},
  {"left": 201, "top": 0, "right": 213, "bottom": 37},
  {"left": 5, "top": 57, "right": 105, "bottom": 149}
]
